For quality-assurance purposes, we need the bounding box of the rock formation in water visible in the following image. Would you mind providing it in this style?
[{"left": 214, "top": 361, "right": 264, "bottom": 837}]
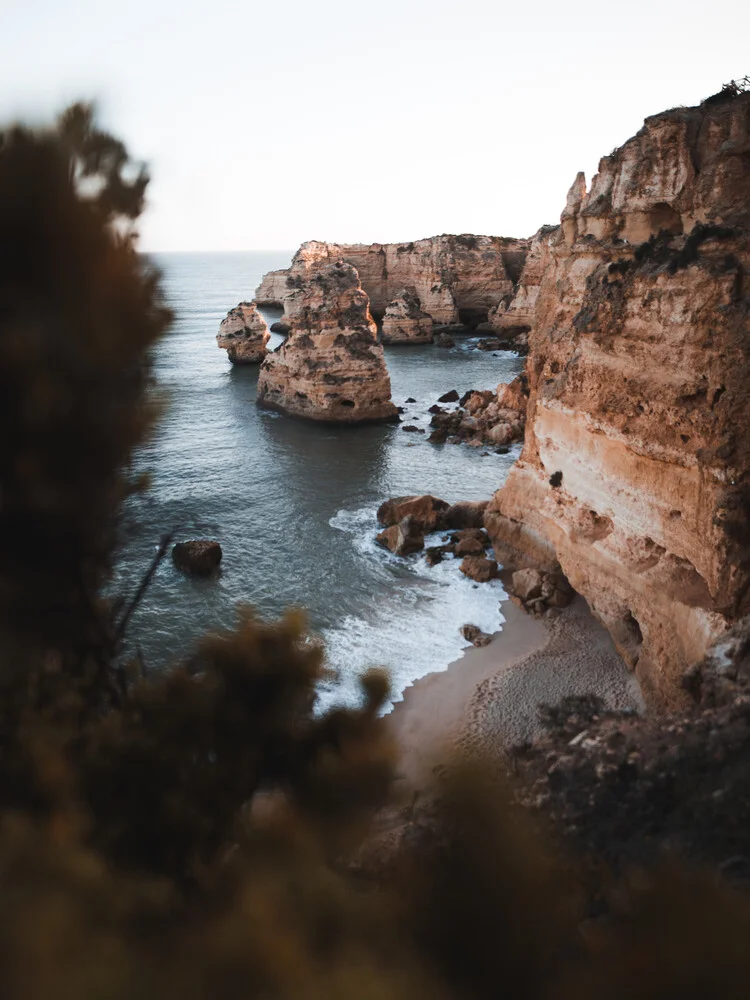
[
  {"left": 486, "top": 89, "right": 750, "bottom": 709},
  {"left": 429, "top": 375, "right": 529, "bottom": 448},
  {"left": 381, "top": 290, "right": 434, "bottom": 343},
  {"left": 254, "top": 234, "right": 529, "bottom": 331},
  {"left": 256, "top": 260, "right": 398, "bottom": 423},
  {"left": 216, "top": 302, "right": 270, "bottom": 364}
]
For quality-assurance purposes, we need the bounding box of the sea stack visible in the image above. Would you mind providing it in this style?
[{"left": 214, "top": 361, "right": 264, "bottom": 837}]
[
  {"left": 485, "top": 89, "right": 750, "bottom": 709},
  {"left": 217, "top": 301, "right": 270, "bottom": 364},
  {"left": 256, "top": 259, "right": 398, "bottom": 423}
]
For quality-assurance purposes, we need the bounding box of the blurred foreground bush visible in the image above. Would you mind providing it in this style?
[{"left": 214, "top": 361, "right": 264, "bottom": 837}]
[{"left": 2, "top": 104, "right": 750, "bottom": 1000}]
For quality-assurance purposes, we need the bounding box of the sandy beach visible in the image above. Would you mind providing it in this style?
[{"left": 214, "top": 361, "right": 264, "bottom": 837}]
[{"left": 386, "top": 596, "right": 644, "bottom": 793}]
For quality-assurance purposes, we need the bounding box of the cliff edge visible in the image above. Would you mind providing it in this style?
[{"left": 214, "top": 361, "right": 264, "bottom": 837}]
[{"left": 486, "top": 89, "right": 750, "bottom": 709}]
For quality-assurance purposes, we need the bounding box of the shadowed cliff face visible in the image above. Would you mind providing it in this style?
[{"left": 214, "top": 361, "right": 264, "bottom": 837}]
[
  {"left": 256, "top": 260, "right": 398, "bottom": 423},
  {"left": 486, "top": 91, "right": 750, "bottom": 710},
  {"left": 255, "top": 234, "right": 530, "bottom": 330}
]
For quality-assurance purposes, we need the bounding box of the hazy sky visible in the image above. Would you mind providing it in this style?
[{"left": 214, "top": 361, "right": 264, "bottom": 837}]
[{"left": 2, "top": 0, "right": 748, "bottom": 250}]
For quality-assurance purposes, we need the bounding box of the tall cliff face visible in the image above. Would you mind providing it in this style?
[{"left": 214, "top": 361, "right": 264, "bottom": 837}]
[
  {"left": 256, "top": 260, "right": 398, "bottom": 423},
  {"left": 486, "top": 91, "right": 750, "bottom": 709},
  {"left": 254, "top": 234, "right": 529, "bottom": 328}
]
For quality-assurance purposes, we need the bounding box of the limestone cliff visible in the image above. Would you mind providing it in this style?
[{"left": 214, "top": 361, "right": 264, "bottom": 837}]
[
  {"left": 254, "top": 234, "right": 529, "bottom": 329},
  {"left": 254, "top": 269, "right": 289, "bottom": 305},
  {"left": 256, "top": 259, "right": 398, "bottom": 423},
  {"left": 486, "top": 90, "right": 750, "bottom": 709},
  {"left": 381, "top": 289, "right": 433, "bottom": 343},
  {"left": 487, "top": 226, "right": 557, "bottom": 349},
  {"left": 216, "top": 302, "right": 270, "bottom": 364}
]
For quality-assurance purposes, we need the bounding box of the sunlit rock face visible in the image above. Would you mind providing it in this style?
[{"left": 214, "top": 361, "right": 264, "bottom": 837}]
[
  {"left": 256, "top": 260, "right": 398, "bottom": 423},
  {"left": 254, "top": 269, "right": 289, "bottom": 305},
  {"left": 486, "top": 90, "right": 750, "bottom": 709},
  {"left": 216, "top": 302, "right": 270, "bottom": 363},
  {"left": 254, "top": 234, "right": 530, "bottom": 328},
  {"left": 487, "top": 226, "right": 557, "bottom": 344},
  {"left": 381, "top": 290, "right": 433, "bottom": 343}
]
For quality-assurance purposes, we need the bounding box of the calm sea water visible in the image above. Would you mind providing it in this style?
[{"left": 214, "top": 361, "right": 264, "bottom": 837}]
[{"left": 116, "top": 252, "right": 525, "bottom": 711}]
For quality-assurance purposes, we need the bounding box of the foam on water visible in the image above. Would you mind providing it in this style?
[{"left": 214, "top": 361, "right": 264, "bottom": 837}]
[{"left": 320, "top": 506, "right": 507, "bottom": 714}]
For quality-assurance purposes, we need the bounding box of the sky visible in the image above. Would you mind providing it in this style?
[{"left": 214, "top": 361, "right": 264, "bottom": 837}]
[{"left": 1, "top": 0, "right": 748, "bottom": 251}]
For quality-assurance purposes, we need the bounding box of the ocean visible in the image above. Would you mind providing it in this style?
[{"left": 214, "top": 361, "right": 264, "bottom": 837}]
[{"left": 115, "top": 251, "right": 525, "bottom": 711}]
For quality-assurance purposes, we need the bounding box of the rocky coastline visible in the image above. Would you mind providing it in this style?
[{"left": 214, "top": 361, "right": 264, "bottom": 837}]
[{"left": 220, "top": 85, "right": 750, "bottom": 731}]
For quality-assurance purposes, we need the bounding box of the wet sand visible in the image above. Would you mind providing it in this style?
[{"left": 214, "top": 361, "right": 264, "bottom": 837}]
[{"left": 387, "top": 596, "right": 644, "bottom": 792}]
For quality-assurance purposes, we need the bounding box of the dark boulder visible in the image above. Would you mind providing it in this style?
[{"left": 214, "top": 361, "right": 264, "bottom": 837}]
[
  {"left": 443, "top": 500, "right": 488, "bottom": 530},
  {"left": 172, "top": 540, "right": 223, "bottom": 576}
]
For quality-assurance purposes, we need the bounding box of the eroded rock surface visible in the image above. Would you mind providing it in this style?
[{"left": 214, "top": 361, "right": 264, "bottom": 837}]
[
  {"left": 256, "top": 260, "right": 398, "bottom": 423},
  {"left": 216, "top": 302, "right": 270, "bottom": 364},
  {"left": 254, "top": 234, "right": 530, "bottom": 329},
  {"left": 486, "top": 90, "right": 750, "bottom": 708},
  {"left": 381, "top": 290, "right": 433, "bottom": 343}
]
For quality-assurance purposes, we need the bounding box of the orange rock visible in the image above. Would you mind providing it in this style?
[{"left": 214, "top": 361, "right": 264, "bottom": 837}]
[
  {"left": 486, "top": 89, "right": 750, "bottom": 709},
  {"left": 459, "top": 556, "right": 498, "bottom": 583},
  {"left": 216, "top": 302, "right": 269, "bottom": 364},
  {"left": 256, "top": 261, "right": 398, "bottom": 424}
]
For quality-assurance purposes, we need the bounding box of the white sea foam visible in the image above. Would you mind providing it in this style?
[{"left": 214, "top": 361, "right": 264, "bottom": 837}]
[{"left": 320, "top": 506, "right": 506, "bottom": 714}]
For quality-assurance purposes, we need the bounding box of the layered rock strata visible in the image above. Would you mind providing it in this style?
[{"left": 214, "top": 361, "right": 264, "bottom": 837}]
[
  {"left": 216, "top": 302, "right": 270, "bottom": 364},
  {"left": 256, "top": 260, "right": 397, "bottom": 423},
  {"left": 486, "top": 90, "right": 750, "bottom": 709},
  {"left": 254, "top": 234, "right": 530, "bottom": 329},
  {"left": 254, "top": 269, "right": 289, "bottom": 305},
  {"left": 487, "top": 226, "right": 558, "bottom": 351},
  {"left": 381, "top": 290, "right": 433, "bottom": 343}
]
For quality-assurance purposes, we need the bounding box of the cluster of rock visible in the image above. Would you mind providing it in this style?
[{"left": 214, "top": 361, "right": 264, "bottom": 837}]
[
  {"left": 216, "top": 302, "right": 270, "bottom": 364},
  {"left": 374, "top": 495, "right": 499, "bottom": 582},
  {"left": 507, "top": 567, "right": 574, "bottom": 617},
  {"left": 256, "top": 260, "right": 398, "bottom": 423},
  {"left": 428, "top": 374, "right": 529, "bottom": 448},
  {"left": 254, "top": 234, "right": 530, "bottom": 342},
  {"left": 485, "top": 88, "right": 750, "bottom": 708}
]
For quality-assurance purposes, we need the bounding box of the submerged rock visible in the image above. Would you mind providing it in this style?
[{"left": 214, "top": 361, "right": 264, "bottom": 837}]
[
  {"left": 435, "top": 333, "right": 455, "bottom": 348},
  {"left": 216, "top": 302, "right": 270, "bottom": 364},
  {"left": 256, "top": 260, "right": 398, "bottom": 424},
  {"left": 172, "top": 540, "right": 223, "bottom": 576}
]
